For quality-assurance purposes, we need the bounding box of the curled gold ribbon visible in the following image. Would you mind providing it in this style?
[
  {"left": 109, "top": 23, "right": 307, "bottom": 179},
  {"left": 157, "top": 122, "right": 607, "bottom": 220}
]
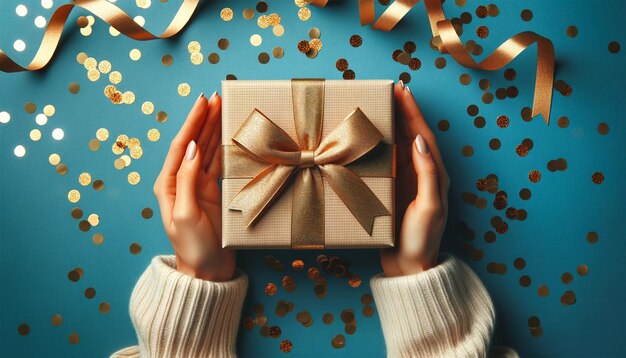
[
  {"left": 312, "top": 0, "right": 555, "bottom": 124},
  {"left": 0, "top": 0, "right": 199, "bottom": 72},
  {"left": 226, "top": 79, "right": 391, "bottom": 249}
]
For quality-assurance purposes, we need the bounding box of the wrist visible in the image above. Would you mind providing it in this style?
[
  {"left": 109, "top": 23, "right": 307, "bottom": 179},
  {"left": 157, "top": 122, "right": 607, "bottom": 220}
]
[{"left": 175, "top": 255, "right": 235, "bottom": 282}]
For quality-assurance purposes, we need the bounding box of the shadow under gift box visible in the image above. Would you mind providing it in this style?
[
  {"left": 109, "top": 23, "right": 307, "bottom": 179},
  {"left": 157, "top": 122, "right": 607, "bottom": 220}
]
[{"left": 221, "top": 79, "right": 395, "bottom": 249}]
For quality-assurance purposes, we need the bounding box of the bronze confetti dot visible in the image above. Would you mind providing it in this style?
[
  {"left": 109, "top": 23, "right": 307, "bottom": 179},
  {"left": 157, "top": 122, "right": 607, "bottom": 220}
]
[
  {"left": 242, "top": 317, "right": 254, "bottom": 329},
  {"left": 528, "top": 170, "right": 541, "bottom": 183},
  {"left": 435, "top": 57, "right": 447, "bottom": 69},
  {"left": 577, "top": 264, "right": 589, "bottom": 276},
  {"left": 306, "top": 48, "right": 319, "bottom": 59},
  {"left": 537, "top": 285, "right": 549, "bottom": 297},
  {"left": 530, "top": 326, "right": 543, "bottom": 338},
  {"left": 71, "top": 207, "right": 83, "bottom": 219},
  {"left": 130, "top": 243, "right": 142, "bottom": 255},
  {"left": 505, "top": 207, "right": 518, "bottom": 219},
  {"left": 557, "top": 116, "right": 570, "bottom": 128},
  {"left": 343, "top": 69, "right": 356, "bottom": 80},
  {"left": 521, "top": 9, "right": 533, "bottom": 21},
  {"left": 68, "top": 332, "right": 80, "bottom": 345},
  {"left": 513, "top": 258, "right": 526, "bottom": 270},
  {"left": 340, "top": 309, "right": 355, "bottom": 324},
  {"left": 208, "top": 52, "right": 220, "bottom": 64},
  {"left": 78, "top": 220, "right": 91, "bottom": 232},
  {"left": 591, "top": 172, "right": 604, "bottom": 184},
  {"left": 496, "top": 115, "right": 509, "bottom": 128},
  {"left": 272, "top": 47, "right": 284, "bottom": 59},
  {"left": 322, "top": 313, "right": 334, "bottom": 324},
  {"left": 336, "top": 58, "right": 349, "bottom": 71},
  {"left": 597, "top": 122, "right": 609, "bottom": 135},
  {"left": 345, "top": 323, "right": 357, "bottom": 335},
  {"left": 399, "top": 72, "right": 411, "bottom": 84},
  {"left": 474, "top": 116, "right": 486, "bottom": 128},
  {"left": 348, "top": 275, "right": 362, "bottom": 288},
  {"left": 84, "top": 287, "right": 96, "bottom": 299},
  {"left": 506, "top": 86, "right": 519, "bottom": 98},
  {"left": 408, "top": 58, "right": 421, "bottom": 71},
  {"left": 504, "top": 68, "right": 516, "bottom": 81},
  {"left": 586, "top": 231, "right": 599, "bottom": 244},
  {"left": 397, "top": 52, "right": 410, "bottom": 65},
  {"left": 561, "top": 272, "right": 573, "bottom": 284},
  {"left": 475, "top": 5, "right": 488, "bottom": 18},
  {"left": 484, "top": 231, "right": 496, "bottom": 243},
  {"left": 489, "top": 138, "right": 501, "bottom": 150},
  {"left": 256, "top": 1, "right": 268, "bottom": 13},
  {"left": 363, "top": 305, "right": 375, "bottom": 317},
  {"left": 608, "top": 41, "right": 621, "bottom": 53},
  {"left": 520, "top": 275, "right": 531, "bottom": 287},
  {"left": 522, "top": 138, "right": 534, "bottom": 150},
  {"left": 467, "top": 104, "right": 479, "bottom": 116},
  {"left": 265, "top": 283, "right": 277, "bottom": 296},
  {"left": 331, "top": 334, "right": 346, "bottom": 349},
  {"left": 258, "top": 52, "right": 270, "bottom": 64},
  {"left": 460, "top": 11, "right": 472, "bottom": 23},
  {"left": 92, "top": 232, "right": 104, "bottom": 245},
  {"left": 482, "top": 92, "right": 494, "bottom": 104},
  {"left": 461, "top": 145, "right": 474, "bottom": 157},
  {"left": 99, "top": 302, "right": 111, "bottom": 314},
  {"left": 292, "top": 259, "right": 304, "bottom": 270},
  {"left": 18, "top": 323, "right": 30, "bottom": 336},
  {"left": 495, "top": 88, "right": 507, "bottom": 99},
  {"left": 478, "top": 78, "right": 491, "bottom": 91},
  {"left": 528, "top": 316, "right": 541, "bottom": 328},
  {"left": 309, "top": 27, "right": 321, "bottom": 39},
  {"left": 392, "top": 49, "right": 403, "bottom": 61},
  {"left": 269, "top": 326, "right": 282, "bottom": 338},
  {"left": 297, "top": 40, "right": 310, "bottom": 53},
  {"left": 487, "top": 4, "right": 499, "bottom": 16},
  {"left": 476, "top": 25, "right": 489, "bottom": 38},
  {"left": 459, "top": 73, "right": 472, "bottom": 85},
  {"left": 516, "top": 144, "right": 529, "bottom": 157},
  {"left": 437, "top": 120, "right": 450, "bottom": 132},
  {"left": 566, "top": 26, "right": 578, "bottom": 38},
  {"left": 560, "top": 291, "right": 577, "bottom": 305},
  {"left": 51, "top": 313, "right": 63, "bottom": 327},
  {"left": 68, "top": 82, "right": 80, "bottom": 94},
  {"left": 243, "top": 7, "right": 255, "bottom": 20},
  {"left": 403, "top": 41, "right": 416, "bottom": 53},
  {"left": 349, "top": 35, "right": 363, "bottom": 47}
]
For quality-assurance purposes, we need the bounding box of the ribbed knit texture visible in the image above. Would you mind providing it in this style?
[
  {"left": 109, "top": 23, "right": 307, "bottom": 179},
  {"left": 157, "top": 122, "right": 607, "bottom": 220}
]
[
  {"left": 370, "top": 254, "right": 495, "bottom": 358},
  {"left": 110, "top": 255, "right": 248, "bottom": 358}
]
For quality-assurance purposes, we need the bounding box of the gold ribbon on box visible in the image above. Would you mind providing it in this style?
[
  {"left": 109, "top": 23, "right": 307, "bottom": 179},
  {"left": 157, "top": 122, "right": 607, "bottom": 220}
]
[
  {"left": 223, "top": 79, "right": 393, "bottom": 249},
  {"left": 0, "top": 0, "right": 554, "bottom": 122}
]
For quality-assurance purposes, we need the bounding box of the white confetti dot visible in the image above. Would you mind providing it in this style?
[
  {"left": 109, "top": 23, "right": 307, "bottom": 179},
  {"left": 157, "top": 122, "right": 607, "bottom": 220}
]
[
  {"left": 16, "top": 4, "right": 28, "bottom": 17},
  {"left": 0, "top": 111, "right": 10, "bottom": 124},
  {"left": 36, "top": 113, "right": 48, "bottom": 125},
  {"left": 52, "top": 128, "right": 64, "bottom": 140},
  {"left": 14, "top": 40, "right": 26, "bottom": 52},
  {"left": 34, "top": 16, "right": 47, "bottom": 28},
  {"left": 14, "top": 145, "right": 26, "bottom": 157},
  {"left": 41, "top": 0, "right": 54, "bottom": 9}
]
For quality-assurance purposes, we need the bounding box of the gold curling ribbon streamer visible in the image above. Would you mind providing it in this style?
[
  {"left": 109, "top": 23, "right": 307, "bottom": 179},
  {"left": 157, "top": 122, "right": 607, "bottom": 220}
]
[
  {"left": 312, "top": 0, "right": 555, "bottom": 124},
  {"left": 0, "top": 0, "right": 199, "bottom": 73},
  {"left": 227, "top": 79, "right": 391, "bottom": 249}
]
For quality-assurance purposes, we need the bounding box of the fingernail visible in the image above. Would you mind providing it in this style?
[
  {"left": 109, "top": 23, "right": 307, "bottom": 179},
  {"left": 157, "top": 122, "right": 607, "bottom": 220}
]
[
  {"left": 398, "top": 80, "right": 404, "bottom": 88},
  {"left": 197, "top": 92, "right": 204, "bottom": 100},
  {"left": 209, "top": 91, "right": 217, "bottom": 101},
  {"left": 405, "top": 85, "right": 411, "bottom": 94},
  {"left": 185, "top": 140, "right": 197, "bottom": 160},
  {"left": 415, "top": 134, "right": 429, "bottom": 155}
]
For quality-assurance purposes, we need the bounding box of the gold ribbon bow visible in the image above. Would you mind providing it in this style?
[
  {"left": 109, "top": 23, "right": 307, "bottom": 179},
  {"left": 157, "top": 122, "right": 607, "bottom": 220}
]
[
  {"left": 311, "top": 0, "right": 555, "bottom": 124},
  {"left": 227, "top": 79, "right": 391, "bottom": 249}
]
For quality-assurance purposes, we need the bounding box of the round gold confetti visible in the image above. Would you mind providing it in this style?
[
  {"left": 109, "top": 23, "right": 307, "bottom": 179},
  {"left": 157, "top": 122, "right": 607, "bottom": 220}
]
[
  {"left": 577, "top": 264, "right": 589, "bottom": 276},
  {"left": 250, "top": 34, "right": 263, "bottom": 47},
  {"left": 162, "top": 54, "right": 173, "bottom": 66},
  {"left": 24, "top": 102, "right": 37, "bottom": 114},
  {"left": 521, "top": 9, "right": 533, "bottom": 21},
  {"left": 243, "top": 8, "right": 255, "bottom": 20},
  {"left": 309, "top": 38, "right": 322, "bottom": 51},
  {"left": 608, "top": 41, "right": 621, "bottom": 54},
  {"left": 178, "top": 83, "right": 191, "bottom": 97},
  {"left": 92, "top": 232, "right": 104, "bottom": 245},
  {"left": 87, "top": 69, "right": 100, "bottom": 81},
  {"left": 77, "top": 16, "right": 89, "bottom": 28},
  {"left": 128, "top": 171, "right": 141, "bottom": 185},
  {"left": 97, "top": 60, "right": 111, "bottom": 74},
  {"left": 273, "top": 24, "right": 285, "bottom": 37},
  {"left": 68, "top": 189, "right": 80, "bottom": 203},
  {"left": 298, "top": 7, "right": 312, "bottom": 21},
  {"left": 76, "top": 52, "right": 88, "bottom": 65},
  {"left": 141, "top": 101, "right": 154, "bottom": 115},
  {"left": 496, "top": 115, "right": 509, "bottom": 128},
  {"left": 109, "top": 71, "right": 122, "bottom": 84},
  {"left": 29, "top": 129, "right": 41, "bottom": 141},
  {"left": 156, "top": 111, "right": 168, "bottom": 123},
  {"left": 147, "top": 128, "right": 160, "bottom": 142},
  {"left": 561, "top": 272, "right": 573, "bottom": 284},
  {"left": 99, "top": 302, "right": 111, "bottom": 314},
  {"left": 18, "top": 324, "right": 30, "bottom": 336},
  {"left": 350, "top": 34, "right": 363, "bottom": 47},
  {"left": 298, "top": 40, "right": 310, "bottom": 53},
  {"left": 68, "top": 82, "right": 80, "bottom": 94},
  {"left": 566, "top": 25, "right": 578, "bottom": 38},
  {"left": 130, "top": 146, "right": 143, "bottom": 159},
  {"left": 84, "top": 57, "right": 97, "bottom": 70},
  {"left": 68, "top": 332, "right": 80, "bottom": 345},
  {"left": 591, "top": 171, "right": 604, "bottom": 184},
  {"left": 191, "top": 52, "right": 203, "bottom": 65},
  {"left": 208, "top": 53, "right": 220, "bottom": 64},
  {"left": 221, "top": 7, "right": 234, "bottom": 21},
  {"left": 43, "top": 104, "right": 56, "bottom": 117},
  {"left": 264, "top": 283, "right": 278, "bottom": 296},
  {"left": 537, "top": 284, "right": 549, "bottom": 297},
  {"left": 257, "top": 15, "right": 271, "bottom": 28},
  {"left": 597, "top": 122, "right": 609, "bottom": 135},
  {"left": 130, "top": 243, "right": 142, "bottom": 255},
  {"left": 331, "top": 335, "right": 346, "bottom": 349},
  {"left": 476, "top": 25, "right": 489, "bottom": 38},
  {"left": 113, "top": 158, "right": 125, "bottom": 170},
  {"left": 586, "top": 231, "right": 599, "bottom": 244},
  {"left": 78, "top": 172, "right": 92, "bottom": 186},
  {"left": 272, "top": 46, "right": 284, "bottom": 59},
  {"left": 129, "top": 49, "right": 142, "bottom": 61},
  {"left": 56, "top": 163, "right": 68, "bottom": 175},
  {"left": 279, "top": 340, "right": 293, "bottom": 353},
  {"left": 87, "top": 213, "right": 99, "bottom": 226},
  {"left": 51, "top": 314, "right": 63, "bottom": 327},
  {"left": 112, "top": 91, "right": 123, "bottom": 104}
]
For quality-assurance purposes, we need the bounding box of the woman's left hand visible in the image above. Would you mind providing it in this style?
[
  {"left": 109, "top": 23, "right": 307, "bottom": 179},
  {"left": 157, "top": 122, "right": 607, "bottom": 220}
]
[{"left": 380, "top": 82, "right": 451, "bottom": 277}]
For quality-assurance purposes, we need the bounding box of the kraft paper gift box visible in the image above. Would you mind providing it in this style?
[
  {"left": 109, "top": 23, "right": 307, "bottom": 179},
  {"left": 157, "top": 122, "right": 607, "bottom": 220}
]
[{"left": 221, "top": 79, "right": 395, "bottom": 249}]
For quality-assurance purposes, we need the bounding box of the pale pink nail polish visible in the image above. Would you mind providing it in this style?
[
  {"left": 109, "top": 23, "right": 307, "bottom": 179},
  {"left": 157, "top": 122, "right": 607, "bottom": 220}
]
[
  {"left": 398, "top": 80, "right": 404, "bottom": 88},
  {"left": 415, "top": 134, "right": 429, "bottom": 155},
  {"left": 185, "top": 140, "right": 197, "bottom": 160},
  {"left": 405, "top": 85, "right": 411, "bottom": 93},
  {"left": 198, "top": 92, "right": 204, "bottom": 100},
  {"left": 209, "top": 91, "right": 217, "bottom": 101}
]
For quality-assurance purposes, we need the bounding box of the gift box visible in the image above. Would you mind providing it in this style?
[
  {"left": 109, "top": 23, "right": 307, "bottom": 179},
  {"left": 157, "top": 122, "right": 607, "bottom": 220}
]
[{"left": 221, "top": 79, "right": 395, "bottom": 249}]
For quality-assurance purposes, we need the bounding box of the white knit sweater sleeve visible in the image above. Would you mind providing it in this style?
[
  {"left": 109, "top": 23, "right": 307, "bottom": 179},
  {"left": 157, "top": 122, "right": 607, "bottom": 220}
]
[
  {"left": 370, "top": 253, "right": 495, "bottom": 358},
  {"left": 110, "top": 255, "right": 248, "bottom": 358}
]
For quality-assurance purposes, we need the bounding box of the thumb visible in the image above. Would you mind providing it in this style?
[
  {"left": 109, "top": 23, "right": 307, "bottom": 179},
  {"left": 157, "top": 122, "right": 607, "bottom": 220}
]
[
  {"left": 172, "top": 140, "right": 203, "bottom": 224},
  {"left": 412, "top": 134, "right": 440, "bottom": 208}
]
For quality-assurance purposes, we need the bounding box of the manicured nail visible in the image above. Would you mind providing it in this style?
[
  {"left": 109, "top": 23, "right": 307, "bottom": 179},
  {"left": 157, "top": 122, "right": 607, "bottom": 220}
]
[
  {"left": 415, "top": 134, "right": 429, "bottom": 155},
  {"left": 185, "top": 140, "right": 197, "bottom": 160},
  {"left": 405, "top": 85, "right": 411, "bottom": 94},
  {"left": 198, "top": 92, "right": 204, "bottom": 100},
  {"left": 209, "top": 91, "right": 217, "bottom": 101},
  {"left": 398, "top": 80, "right": 404, "bottom": 88}
]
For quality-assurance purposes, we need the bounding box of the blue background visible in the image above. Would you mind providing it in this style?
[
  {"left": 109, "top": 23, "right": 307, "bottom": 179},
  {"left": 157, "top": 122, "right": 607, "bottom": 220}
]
[{"left": 1, "top": 0, "right": 624, "bottom": 357}]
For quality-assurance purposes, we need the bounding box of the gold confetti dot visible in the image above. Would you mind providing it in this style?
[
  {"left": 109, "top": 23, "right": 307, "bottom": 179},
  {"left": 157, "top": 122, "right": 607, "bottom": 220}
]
[
  {"left": 84, "top": 57, "right": 97, "bottom": 70},
  {"left": 272, "top": 46, "right": 284, "bottom": 59},
  {"left": 49, "top": 153, "right": 61, "bottom": 165},
  {"left": 208, "top": 53, "right": 220, "bottom": 64},
  {"left": 597, "top": 122, "right": 609, "bottom": 135},
  {"left": 178, "top": 83, "right": 191, "bottom": 97},
  {"left": 528, "top": 170, "right": 541, "bottom": 183},
  {"left": 190, "top": 52, "right": 203, "bottom": 65},
  {"left": 250, "top": 34, "right": 263, "bottom": 46},
  {"left": 99, "top": 302, "right": 111, "bottom": 314},
  {"left": 29, "top": 129, "right": 42, "bottom": 141},
  {"left": 129, "top": 49, "right": 142, "bottom": 61},
  {"left": 147, "top": 128, "right": 160, "bottom": 142},
  {"left": 243, "top": 8, "right": 255, "bottom": 20},
  {"left": 141, "top": 101, "right": 154, "bottom": 115},
  {"left": 109, "top": 71, "right": 122, "bottom": 84},
  {"left": 537, "top": 284, "right": 549, "bottom": 297},
  {"left": 130, "top": 243, "right": 142, "bottom": 254},
  {"left": 51, "top": 314, "right": 63, "bottom": 327},
  {"left": 78, "top": 172, "right": 92, "bottom": 186},
  {"left": 273, "top": 24, "right": 285, "bottom": 37},
  {"left": 87, "top": 213, "right": 99, "bottom": 226},
  {"left": 56, "top": 163, "right": 68, "bottom": 175},
  {"left": 162, "top": 54, "right": 173, "bottom": 66},
  {"left": 43, "top": 104, "right": 56, "bottom": 117},
  {"left": 18, "top": 324, "right": 30, "bottom": 336},
  {"left": 122, "top": 91, "right": 135, "bottom": 104},
  {"left": 92, "top": 232, "right": 104, "bottom": 245},
  {"left": 114, "top": 158, "right": 125, "bottom": 170},
  {"left": 156, "top": 111, "right": 168, "bottom": 123},
  {"left": 136, "top": 0, "right": 151, "bottom": 9},
  {"left": 68, "top": 82, "right": 80, "bottom": 94},
  {"left": 68, "top": 189, "right": 81, "bottom": 203},
  {"left": 591, "top": 171, "right": 604, "bottom": 184},
  {"left": 566, "top": 25, "right": 578, "bottom": 38},
  {"left": 280, "top": 340, "right": 293, "bottom": 353},
  {"left": 298, "top": 7, "right": 312, "bottom": 21},
  {"left": 309, "top": 39, "right": 322, "bottom": 51},
  {"left": 608, "top": 41, "right": 621, "bottom": 54},
  {"left": 68, "top": 332, "right": 80, "bottom": 345},
  {"left": 221, "top": 7, "right": 234, "bottom": 21},
  {"left": 128, "top": 171, "right": 141, "bottom": 185},
  {"left": 586, "top": 231, "right": 599, "bottom": 244}
]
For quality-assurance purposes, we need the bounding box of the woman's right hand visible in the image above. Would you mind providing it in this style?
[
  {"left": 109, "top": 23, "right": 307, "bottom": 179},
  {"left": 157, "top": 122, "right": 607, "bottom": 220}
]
[{"left": 153, "top": 92, "right": 235, "bottom": 282}]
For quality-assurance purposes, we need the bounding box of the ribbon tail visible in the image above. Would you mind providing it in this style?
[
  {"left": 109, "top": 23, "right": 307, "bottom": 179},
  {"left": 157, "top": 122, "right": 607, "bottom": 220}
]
[
  {"left": 227, "top": 165, "right": 295, "bottom": 227},
  {"left": 291, "top": 168, "right": 325, "bottom": 249},
  {"left": 358, "top": 0, "right": 376, "bottom": 26},
  {"left": 372, "top": 0, "right": 419, "bottom": 31},
  {"left": 319, "top": 164, "right": 390, "bottom": 236}
]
